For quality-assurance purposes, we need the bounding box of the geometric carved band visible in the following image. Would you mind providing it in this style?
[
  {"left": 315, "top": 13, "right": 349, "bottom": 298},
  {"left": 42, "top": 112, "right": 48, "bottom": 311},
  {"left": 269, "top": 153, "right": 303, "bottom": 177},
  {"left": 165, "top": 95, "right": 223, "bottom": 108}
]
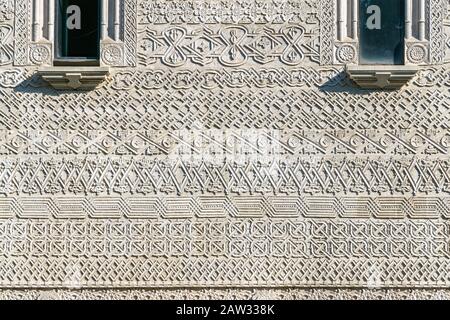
[
  {"left": 5, "top": 67, "right": 450, "bottom": 90},
  {"left": 0, "top": 129, "right": 449, "bottom": 157},
  {"left": 1, "top": 257, "right": 450, "bottom": 287},
  {"left": 0, "top": 219, "right": 449, "bottom": 259},
  {"left": 1, "top": 87, "right": 450, "bottom": 131},
  {"left": 1, "top": 196, "right": 450, "bottom": 219},
  {"left": 2, "top": 289, "right": 450, "bottom": 300},
  {"left": 0, "top": 158, "right": 450, "bottom": 196}
]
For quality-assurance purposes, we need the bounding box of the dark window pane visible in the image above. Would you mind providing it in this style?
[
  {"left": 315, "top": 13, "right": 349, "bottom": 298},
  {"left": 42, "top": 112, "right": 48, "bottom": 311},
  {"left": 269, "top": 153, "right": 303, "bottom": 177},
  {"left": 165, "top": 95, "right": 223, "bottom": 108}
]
[
  {"left": 58, "top": 0, "right": 100, "bottom": 59},
  {"left": 359, "top": 0, "right": 405, "bottom": 65}
]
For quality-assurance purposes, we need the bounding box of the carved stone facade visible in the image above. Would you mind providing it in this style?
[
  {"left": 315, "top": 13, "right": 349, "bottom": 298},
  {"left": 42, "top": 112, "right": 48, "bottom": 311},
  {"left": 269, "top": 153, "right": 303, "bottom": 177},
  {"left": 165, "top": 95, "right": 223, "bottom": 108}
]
[{"left": 0, "top": 0, "right": 450, "bottom": 299}]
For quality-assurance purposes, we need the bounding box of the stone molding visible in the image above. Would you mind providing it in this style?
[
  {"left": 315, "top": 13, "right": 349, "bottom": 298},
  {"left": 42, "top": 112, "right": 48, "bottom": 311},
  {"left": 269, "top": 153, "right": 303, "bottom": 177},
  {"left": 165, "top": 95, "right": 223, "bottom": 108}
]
[
  {"left": 346, "top": 65, "right": 420, "bottom": 89},
  {"left": 38, "top": 67, "right": 110, "bottom": 90}
]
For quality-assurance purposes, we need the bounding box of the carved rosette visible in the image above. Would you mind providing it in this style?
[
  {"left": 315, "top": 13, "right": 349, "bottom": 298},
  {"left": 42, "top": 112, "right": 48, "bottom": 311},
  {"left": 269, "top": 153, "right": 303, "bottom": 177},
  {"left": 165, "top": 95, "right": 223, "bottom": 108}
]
[
  {"left": 406, "top": 42, "right": 429, "bottom": 64},
  {"left": 335, "top": 42, "right": 358, "bottom": 64},
  {"left": 101, "top": 41, "right": 125, "bottom": 66},
  {"left": 29, "top": 43, "right": 52, "bottom": 66}
]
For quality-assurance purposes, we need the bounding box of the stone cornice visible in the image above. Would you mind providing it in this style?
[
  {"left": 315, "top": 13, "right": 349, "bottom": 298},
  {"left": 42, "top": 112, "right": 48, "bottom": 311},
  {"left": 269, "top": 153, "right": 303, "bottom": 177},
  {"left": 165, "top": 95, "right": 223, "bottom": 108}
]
[
  {"left": 37, "top": 66, "right": 110, "bottom": 90},
  {"left": 346, "top": 65, "right": 419, "bottom": 89}
]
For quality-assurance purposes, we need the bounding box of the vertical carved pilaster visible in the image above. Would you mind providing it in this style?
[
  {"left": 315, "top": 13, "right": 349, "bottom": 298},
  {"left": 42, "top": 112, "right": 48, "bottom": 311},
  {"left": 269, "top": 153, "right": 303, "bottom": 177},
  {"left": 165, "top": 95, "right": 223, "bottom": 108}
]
[
  {"left": 99, "top": 0, "right": 137, "bottom": 67},
  {"left": 337, "top": 0, "right": 348, "bottom": 41},
  {"left": 48, "top": 0, "right": 55, "bottom": 43},
  {"left": 32, "top": 0, "right": 43, "bottom": 42},
  {"left": 405, "top": 0, "right": 413, "bottom": 39},
  {"left": 429, "top": 0, "right": 446, "bottom": 64},
  {"left": 351, "top": 0, "right": 358, "bottom": 39},
  {"left": 114, "top": 0, "right": 121, "bottom": 41},
  {"left": 320, "top": 0, "right": 336, "bottom": 65},
  {"left": 335, "top": 0, "right": 358, "bottom": 65},
  {"left": 14, "top": 0, "right": 30, "bottom": 65},
  {"left": 101, "top": 0, "right": 108, "bottom": 40},
  {"left": 124, "top": 0, "right": 137, "bottom": 67},
  {"left": 419, "top": 0, "right": 427, "bottom": 40}
]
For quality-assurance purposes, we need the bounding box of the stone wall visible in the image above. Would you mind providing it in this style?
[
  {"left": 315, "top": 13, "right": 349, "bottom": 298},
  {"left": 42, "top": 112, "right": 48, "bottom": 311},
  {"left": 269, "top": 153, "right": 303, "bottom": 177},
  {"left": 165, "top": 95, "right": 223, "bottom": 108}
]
[{"left": 0, "top": 0, "right": 450, "bottom": 299}]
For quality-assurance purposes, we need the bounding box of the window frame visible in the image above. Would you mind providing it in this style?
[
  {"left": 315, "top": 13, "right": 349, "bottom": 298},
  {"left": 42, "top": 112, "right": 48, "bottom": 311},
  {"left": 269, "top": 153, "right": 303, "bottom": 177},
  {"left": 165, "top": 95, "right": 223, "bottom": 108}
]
[
  {"left": 358, "top": 0, "right": 406, "bottom": 65},
  {"left": 54, "top": 0, "right": 102, "bottom": 66}
]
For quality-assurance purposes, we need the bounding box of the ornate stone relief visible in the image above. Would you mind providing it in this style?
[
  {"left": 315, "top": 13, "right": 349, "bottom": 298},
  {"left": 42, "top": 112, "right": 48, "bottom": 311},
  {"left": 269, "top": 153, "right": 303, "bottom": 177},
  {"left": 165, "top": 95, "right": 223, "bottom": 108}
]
[
  {"left": 429, "top": 0, "right": 447, "bottom": 64},
  {"left": 443, "top": 0, "right": 450, "bottom": 62},
  {"left": 137, "top": 0, "right": 320, "bottom": 67},
  {"left": 3, "top": 288, "right": 450, "bottom": 300},
  {"left": 138, "top": 25, "right": 320, "bottom": 67},
  {"left": 332, "top": 0, "right": 446, "bottom": 66},
  {"left": 0, "top": 24, "right": 12, "bottom": 65},
  {"left": 0, "top": 0, "right": 13, "bottom": 23},
  {"left": 0, "top": 0, "right": 450, "bottom": 299},
  {"left": 13, "top": 0, "right": 137, "bottom": 67}
]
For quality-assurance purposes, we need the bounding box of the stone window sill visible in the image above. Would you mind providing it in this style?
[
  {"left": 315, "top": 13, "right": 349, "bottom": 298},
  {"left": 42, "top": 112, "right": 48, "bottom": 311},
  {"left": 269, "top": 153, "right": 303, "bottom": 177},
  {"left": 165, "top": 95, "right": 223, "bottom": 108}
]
[
  {"left": 346, "top": 65, "right": 419, "bottom": 89},
  {"left": 38, "top": 66, "right": 110, "bottom": 90}
]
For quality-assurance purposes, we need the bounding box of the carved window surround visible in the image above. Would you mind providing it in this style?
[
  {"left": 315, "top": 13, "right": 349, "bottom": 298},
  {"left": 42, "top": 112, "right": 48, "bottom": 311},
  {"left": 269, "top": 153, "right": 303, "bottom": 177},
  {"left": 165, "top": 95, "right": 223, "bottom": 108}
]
[
  {"left": 321, "top": 0, "right": 446, "bottom": 65},
  {"left": 14, "top": 0, "right": 137, "bottom": 67},
  {"left": 332, "top": 0, "right": 446, "bottom": 89}
]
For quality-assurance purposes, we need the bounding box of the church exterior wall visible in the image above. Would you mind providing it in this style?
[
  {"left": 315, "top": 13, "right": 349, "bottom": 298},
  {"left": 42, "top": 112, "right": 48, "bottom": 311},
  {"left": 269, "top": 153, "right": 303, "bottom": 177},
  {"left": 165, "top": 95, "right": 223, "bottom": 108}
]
[{"left": 0, "top": 0, "right": 450, "bottom": 299}]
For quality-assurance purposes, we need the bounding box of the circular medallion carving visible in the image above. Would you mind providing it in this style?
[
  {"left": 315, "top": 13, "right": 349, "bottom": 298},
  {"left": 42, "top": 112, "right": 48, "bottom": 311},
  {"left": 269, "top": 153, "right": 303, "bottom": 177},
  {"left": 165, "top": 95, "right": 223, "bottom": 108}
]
[
  {"left": 30, "top": 45, "right": 51, "bottom": 65},
  {"left": 102, "top": 44, "right": 123, "bottom": 66},
  {"left": 336, "top": 44, "right": 356, "bottom": 64},
  {"left": 407, "top": 44, "right": 427, "bottom": 64}
]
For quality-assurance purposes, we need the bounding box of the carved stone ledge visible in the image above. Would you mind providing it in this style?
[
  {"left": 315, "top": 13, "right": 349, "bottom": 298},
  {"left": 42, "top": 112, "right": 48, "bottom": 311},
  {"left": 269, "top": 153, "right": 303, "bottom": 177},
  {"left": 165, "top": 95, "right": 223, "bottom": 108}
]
[
  {"left": 37, "top": 67, "right": 110, "bottom": 90},
  {"left": 346, "top": 65, "right": 419, "bottom": 89}
]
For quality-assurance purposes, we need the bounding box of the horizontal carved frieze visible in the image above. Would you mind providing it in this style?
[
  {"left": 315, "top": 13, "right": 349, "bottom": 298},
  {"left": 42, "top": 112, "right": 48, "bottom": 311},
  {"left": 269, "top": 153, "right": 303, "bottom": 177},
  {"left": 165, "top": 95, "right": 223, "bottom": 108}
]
[
  {"left": 0, "top": 157, "right": 448, "bottom": 196},
  {"left": 138, "top": 25, "right": 320, "bottom": 67},
  {"left": 0, "top": 86, "right": 449, "bottom": 131},
  {"left": 138, "top": 0, "right": 319, "bottom": 25},
  {"left": 111, "top": 67, "right": 346, "bottom": 89},
  {"left": 3, "top": 67, "right": 450, "bottom": 90},
  {"left": 0, "top": 219, "right": 448, "bottom": 259},
  {"left": 1, "top": 288, "right": 450, "bottom": 300},
  {"left": 0, "top": 129, "right": 448, "bottom": 156},
  {"left": 0, "top": 256, "right": 450, "bottom": 287},
  {"left": 0, "top": 196, "right": 449, "bottom": 219}
]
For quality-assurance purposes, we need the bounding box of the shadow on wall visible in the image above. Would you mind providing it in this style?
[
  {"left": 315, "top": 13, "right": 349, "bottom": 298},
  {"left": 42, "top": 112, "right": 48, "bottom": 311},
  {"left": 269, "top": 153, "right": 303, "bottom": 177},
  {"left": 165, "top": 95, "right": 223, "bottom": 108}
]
[
  {"left": 13, "top": 71, "right": 109, "bottom": 96},
  {"left": 10, "top": 68, "right": 393, "bottom": 96},
  {"left": 7, "top": 68, "right": 400, "bottom": 98},
  {"left": 318, "top": 70, "right": 390, "bottom": 95},
  {"left": 14, "top": 72, "right": 70, "bottom": 96}
]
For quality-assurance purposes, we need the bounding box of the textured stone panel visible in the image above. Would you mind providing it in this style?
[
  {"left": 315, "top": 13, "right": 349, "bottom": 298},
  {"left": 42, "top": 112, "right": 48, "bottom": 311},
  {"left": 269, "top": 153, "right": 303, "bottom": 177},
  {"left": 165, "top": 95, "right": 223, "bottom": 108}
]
[{"left": 0, "top": 0, "right": 449, "bottom": 299}]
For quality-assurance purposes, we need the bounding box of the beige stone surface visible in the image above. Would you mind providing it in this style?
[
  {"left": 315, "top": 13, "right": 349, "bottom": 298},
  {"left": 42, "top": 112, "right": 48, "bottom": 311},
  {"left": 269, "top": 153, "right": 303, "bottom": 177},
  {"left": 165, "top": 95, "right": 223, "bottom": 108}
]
[{"left": 0, "top": 0, "right": 450, "bottom": 299}]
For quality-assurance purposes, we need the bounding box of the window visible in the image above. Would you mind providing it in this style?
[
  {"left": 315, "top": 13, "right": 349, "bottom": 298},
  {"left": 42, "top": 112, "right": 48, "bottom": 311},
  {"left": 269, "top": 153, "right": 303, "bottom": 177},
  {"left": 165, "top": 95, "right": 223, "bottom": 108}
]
[
  {"left": 56, "top": 0, "right": 101, "bottom": 64},
  {"left": 345, "top": 0, "right": 420, "bottom": 88},
  {"left": 359, "top": 0, "right": 405, "bottom": 65}
]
